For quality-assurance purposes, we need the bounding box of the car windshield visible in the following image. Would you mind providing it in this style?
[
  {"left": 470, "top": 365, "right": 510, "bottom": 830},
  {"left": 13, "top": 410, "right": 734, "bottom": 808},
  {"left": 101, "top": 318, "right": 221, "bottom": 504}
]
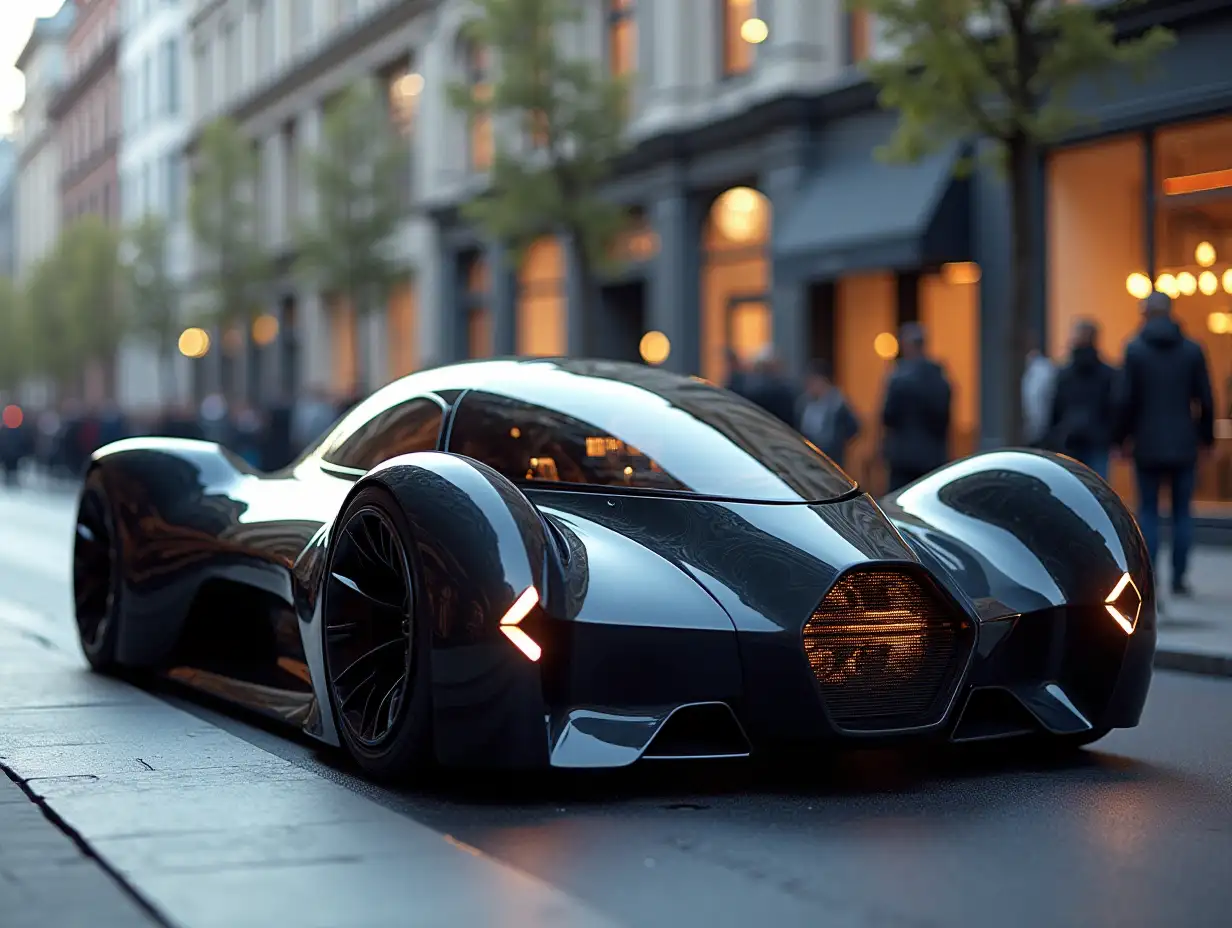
[{"left": 445, "top": 364, "right": 857, "bottom": 503}]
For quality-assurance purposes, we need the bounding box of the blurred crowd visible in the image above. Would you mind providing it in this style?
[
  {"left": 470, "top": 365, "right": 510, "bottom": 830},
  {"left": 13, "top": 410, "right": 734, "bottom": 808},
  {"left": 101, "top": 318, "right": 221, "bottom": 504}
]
[{"left": 0, "top": 387, "right": 358, "bottom": 485}]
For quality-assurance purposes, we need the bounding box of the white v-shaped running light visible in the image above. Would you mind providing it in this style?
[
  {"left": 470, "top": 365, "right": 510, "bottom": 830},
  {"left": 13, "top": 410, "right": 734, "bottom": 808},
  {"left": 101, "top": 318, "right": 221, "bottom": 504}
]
[
  {"left": 1104, "top": 572, "right": 1141, "bottom": 636},
  {"left": 499, "top": 586, "right": 542, "bottom": 661}
]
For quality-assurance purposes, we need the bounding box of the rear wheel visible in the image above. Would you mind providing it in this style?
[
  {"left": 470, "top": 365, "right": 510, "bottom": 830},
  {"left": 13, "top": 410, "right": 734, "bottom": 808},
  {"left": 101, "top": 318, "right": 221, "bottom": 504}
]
[
  {"left": 73, "top": 470, "right": 122, "bottom": 672},
  {"left": 322, "top": 486, "right": 432, "bottom": 782}
]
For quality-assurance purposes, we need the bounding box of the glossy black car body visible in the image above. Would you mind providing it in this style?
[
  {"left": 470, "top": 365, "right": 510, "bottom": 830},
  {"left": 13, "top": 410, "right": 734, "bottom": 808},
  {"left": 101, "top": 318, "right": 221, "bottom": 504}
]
[{"left": 73, "top": 359, "right": 1155, "bottom": 774}]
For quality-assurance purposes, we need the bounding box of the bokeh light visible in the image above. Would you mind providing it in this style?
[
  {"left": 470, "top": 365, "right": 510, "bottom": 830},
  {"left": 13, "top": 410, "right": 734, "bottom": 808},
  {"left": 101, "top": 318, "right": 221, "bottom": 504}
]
[
  {"left": 1, "top": 404, "right": 23, "bottom": 429},
  {"left": 1195, "top": 241, "right": 1217, "bottom": 267},
  {"left": 178, "top": 327, "right": 211, "bottom": 358},
  {"left": 1155, "top": 273, "right": 1179, "bottom": 298},
  {"left": 1199, "top": 271, "right": 1218, "bottom": 296},
  {"left": 740, "top": 18, "right": 768, "bottom": 44},
  {"left": 1224, "top": 269, "right": 1232, "bottom": 294},
  {"left": 251, "top": 314, "right": 280, "bottom": 346},
  {"left": 1208, "top": 312, "right": 1230, "bottom": 335},
  {"left": 713, "top": 186, "right": 769, "bottom": 244},
  {"left": 874, "top": 332, "right": 899, "bottom": 360},
  {"left": 639, "top": 330, "right": 671, "bottom": 365},
  {"left": 1126, "top": 272, "right": 1152, "bottom": 299},
  {"left": 1177, "top": 271, "right": 1197, "bottom": 296}
]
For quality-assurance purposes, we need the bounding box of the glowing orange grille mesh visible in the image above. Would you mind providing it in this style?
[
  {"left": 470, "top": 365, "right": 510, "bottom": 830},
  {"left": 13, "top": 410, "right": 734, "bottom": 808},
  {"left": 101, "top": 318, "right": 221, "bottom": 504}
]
[{"left": 803, "top": 571, "right": 971, "bottom": 731}]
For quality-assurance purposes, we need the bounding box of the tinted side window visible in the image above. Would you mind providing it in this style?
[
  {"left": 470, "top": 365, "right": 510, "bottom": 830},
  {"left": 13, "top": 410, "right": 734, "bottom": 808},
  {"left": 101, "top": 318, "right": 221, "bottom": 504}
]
[{"left": 323, "top": 398, "right": 443, "bottom": 471}]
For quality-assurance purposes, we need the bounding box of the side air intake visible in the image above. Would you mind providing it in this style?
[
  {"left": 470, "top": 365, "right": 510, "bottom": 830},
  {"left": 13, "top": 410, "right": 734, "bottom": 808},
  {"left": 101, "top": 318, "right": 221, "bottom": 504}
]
[
  {"left": 641, "top": 703, "right": 751, "bottom": 760},
  {"left": 950, "top": 688, "right": 1041, "bottom": 743},
  {"left": 803, "top": 569, "right": 973, "bottom": 733}
]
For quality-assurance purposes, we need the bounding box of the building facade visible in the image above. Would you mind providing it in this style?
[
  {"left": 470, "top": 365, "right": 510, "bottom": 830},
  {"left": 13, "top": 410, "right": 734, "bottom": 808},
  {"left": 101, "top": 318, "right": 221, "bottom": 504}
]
[
  {"left": 0, "top": 139, "right": 16, "bottom": 278},
  {"left": 116, "top": 0, "right": 193, "bottom": 412},
  {"left": 51, "top": 0, "right": 121, "bottom": 227},
  {"left": 14, "top": 3, "right": 75, "bottom": 278},
  {"left": 184, "top": 0, "right": 431, "bottom": 403}
]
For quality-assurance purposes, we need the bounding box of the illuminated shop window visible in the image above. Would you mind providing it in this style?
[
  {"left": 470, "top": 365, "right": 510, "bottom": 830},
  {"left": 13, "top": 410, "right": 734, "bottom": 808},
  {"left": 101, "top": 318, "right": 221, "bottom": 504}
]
[
  {"left": 608, "top": 0, "right": 636, "bottom": 78},
  {"left": 517, "top": 238, "right": 566, "bottom": 356},
  {"left": 465, "top": 43, "right": 493, "bottom": 172},
  {"left": 722, "top": 0, "right": 767, "bottom": 77},
  {"left": 467, "top": 256, "right": 492, "bottom": 358},
  {"left": 703, "top": 186, "right": 771, "bottom": 383},
  {"left": 387, "top": 68, "right": 423, "bottom": 137}
]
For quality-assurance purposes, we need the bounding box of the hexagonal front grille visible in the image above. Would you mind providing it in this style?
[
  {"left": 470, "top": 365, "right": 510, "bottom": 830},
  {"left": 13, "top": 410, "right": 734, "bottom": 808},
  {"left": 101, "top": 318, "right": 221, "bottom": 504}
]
[{"left": 803, "top": 570, "right": 972, "bottom": 732}]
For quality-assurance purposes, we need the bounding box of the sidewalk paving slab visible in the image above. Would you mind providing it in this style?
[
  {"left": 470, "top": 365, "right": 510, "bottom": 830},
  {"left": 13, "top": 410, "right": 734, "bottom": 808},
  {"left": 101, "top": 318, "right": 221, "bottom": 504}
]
[
  {"left": 1155, "top": 546, "right": 1232, "bottom": 678},
  {"left": 0, "top": 618, "right": 620, "bottom": 928}
]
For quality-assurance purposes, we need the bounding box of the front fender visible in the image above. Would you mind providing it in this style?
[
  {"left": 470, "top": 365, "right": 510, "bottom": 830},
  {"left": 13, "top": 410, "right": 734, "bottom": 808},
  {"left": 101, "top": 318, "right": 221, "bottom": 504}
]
[{"left": 348, "top": 452, "right": 556, "bottom": 768}]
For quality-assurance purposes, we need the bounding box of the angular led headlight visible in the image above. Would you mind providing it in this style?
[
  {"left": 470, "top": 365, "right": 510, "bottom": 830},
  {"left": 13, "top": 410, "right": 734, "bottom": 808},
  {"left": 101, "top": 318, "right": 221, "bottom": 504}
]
[{"left": 1104, "top": 572, "right": 1142, "bottom": 635}]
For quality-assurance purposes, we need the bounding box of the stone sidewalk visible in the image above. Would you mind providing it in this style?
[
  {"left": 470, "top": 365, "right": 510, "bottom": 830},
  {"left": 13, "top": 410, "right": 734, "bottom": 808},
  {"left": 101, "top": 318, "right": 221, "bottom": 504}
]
[
  {"left": 0, "top": 624, "right": 163, "bottom": 928},
  {"left": 1155, "top": 546, "right": 1232, "bottom": 676}
]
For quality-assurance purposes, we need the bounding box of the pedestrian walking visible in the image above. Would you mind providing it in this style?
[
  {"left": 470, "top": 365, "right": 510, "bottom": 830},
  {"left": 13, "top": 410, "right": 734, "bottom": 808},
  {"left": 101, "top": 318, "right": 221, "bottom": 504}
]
[
  {"left": 881, "top": 322, "right": 951, "bottom": 492},
  {"left": 797, "top": 360, "right": 859, "bottom": 468},
  {"left": 1048, "top": 319, "right": 1117, "bottom": 478},
  {"left": 739, "top": 347, "right": 799, "bottom": 426},
  {"left": 1022, "top": 342, "right": 1057, "bottom": 447},
  {"left": 1116, "top": 290, "right": 1215, "bottom": 596}
]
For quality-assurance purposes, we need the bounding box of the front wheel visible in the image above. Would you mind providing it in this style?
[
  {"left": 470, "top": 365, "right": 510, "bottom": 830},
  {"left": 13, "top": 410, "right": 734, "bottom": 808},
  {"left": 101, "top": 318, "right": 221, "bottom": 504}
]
[
  {"left": 322, "top": 486, "right": 433, "bottom": 783},
  {"left": 73, "top": 469, "right": 123, "bottom": 672}
]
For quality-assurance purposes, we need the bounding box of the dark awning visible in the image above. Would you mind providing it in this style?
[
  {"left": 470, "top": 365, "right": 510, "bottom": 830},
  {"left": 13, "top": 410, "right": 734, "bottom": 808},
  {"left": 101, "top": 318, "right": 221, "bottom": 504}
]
[{"left": 774, "top": 113, "right": 971, "bottom": 281}]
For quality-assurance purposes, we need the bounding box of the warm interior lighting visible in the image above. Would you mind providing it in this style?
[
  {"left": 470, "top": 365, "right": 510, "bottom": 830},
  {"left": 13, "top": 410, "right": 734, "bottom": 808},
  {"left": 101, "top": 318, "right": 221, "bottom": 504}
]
[
  {"left": 1209, "top": 312, "right": 1230, "bottom": 335},
  {"left": 394, "top": 72, "right": 424, "bottom": 98},
  {"left": 1155, "top": 273, "right": 1179, "bottom": 298},
  {"left": 941, "top": 261, "right": 981, "bottom": 285},
  {"left": 251, "top": 313, "right": 279, "bottom": 346},
  {"left": 1, "top": 404, "right": 22, "bottom": 429},
  {"left": 639, "top": 330, "right": 670, "bottom": 365},
  {"left": 178, "top": 327, "right": 210, "bottom": 358},
  {"left": 1199, "top": 271, "right": 1218, "bottom": 296},
  {"left": 1126, "top": 272, "right": 1152, "bottom": 299},
  {"left": 1177, "top": 271, "right": 1197, "bottom": 296},
  {"left": 1195, "top": 241, "right": 1217, "bottom": 267},
  {"left": 1104, "top": 572, "right": 1141, "bottom": 636},
  {"left": 1224, "top": 269, "right": 1232, "bottom": 294},
  {"left": 499, "top": 585, "right": 542, "bottom": 661},
  {"left": 713, "top": 186, "right": 768, "bottom": 244},
  {"left": 873, "top": 332, "right": 899, "bottom": 360},
  {"left": 1163, "top": 168, "right": 1232, "bottom": 197},
  {"left": 740, "top": 17, "right": 768, "bottom": 43}
]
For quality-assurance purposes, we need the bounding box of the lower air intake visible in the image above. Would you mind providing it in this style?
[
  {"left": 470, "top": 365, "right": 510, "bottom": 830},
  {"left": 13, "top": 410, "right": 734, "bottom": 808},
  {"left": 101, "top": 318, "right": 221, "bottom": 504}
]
[{"left": 803, "top": 569, "right": 972, "bottom": 732}]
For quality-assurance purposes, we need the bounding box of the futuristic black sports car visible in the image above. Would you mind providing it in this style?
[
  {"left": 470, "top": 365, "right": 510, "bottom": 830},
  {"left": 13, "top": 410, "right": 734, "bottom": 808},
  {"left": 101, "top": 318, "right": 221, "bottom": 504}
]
[{"left": 73, "top": 358, "right": 1154, "bottom": 779}]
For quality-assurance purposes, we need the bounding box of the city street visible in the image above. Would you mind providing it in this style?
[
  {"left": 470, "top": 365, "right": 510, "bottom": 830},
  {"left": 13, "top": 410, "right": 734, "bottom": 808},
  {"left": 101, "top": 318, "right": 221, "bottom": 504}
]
[{"left": 3, "top": 483, "right": 1232, "bottom": 928}]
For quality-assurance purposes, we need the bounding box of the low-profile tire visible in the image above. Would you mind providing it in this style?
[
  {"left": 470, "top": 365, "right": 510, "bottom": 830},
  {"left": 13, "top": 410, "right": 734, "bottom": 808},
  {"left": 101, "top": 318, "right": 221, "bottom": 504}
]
[
  {"left": 322, "top": 485, "right": 433, "bottom": 783},
  {"left": 73, "top": 469, "right": 123, "bottom": 673}
]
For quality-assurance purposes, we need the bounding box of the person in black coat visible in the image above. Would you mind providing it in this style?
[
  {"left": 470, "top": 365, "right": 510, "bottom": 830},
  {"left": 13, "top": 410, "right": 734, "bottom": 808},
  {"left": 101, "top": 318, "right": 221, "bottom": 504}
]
[
  {"left": 1115, "top": 291, "right": 1215, "bottom": 595},
  {"left": 881, "top": 323, "right": 951, "bottom": 492},
  {"left": 1048, "top": 319, "right": 1117, "bottom": 478},
  {"left": 739, "top": 347, "right": 799, "bottom": 427}
]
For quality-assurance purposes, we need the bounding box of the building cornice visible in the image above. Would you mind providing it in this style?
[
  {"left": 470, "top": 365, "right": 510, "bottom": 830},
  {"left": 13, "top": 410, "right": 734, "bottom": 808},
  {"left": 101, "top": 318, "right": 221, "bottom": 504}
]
[
  {"left": 185, "top": 0, "right": 436, "bottom": 152},
  {"left": 49, "top": 33, "right": 120, "bottom": 121}
]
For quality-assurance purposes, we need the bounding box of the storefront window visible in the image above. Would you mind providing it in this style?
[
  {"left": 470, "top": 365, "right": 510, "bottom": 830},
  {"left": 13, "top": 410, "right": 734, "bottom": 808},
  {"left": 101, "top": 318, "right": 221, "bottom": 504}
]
[
  {"left": 518, "top": 237, "right": 566, "bottom": 356},
  {"left": 1047, "top": 134, "right": 1146, "bottom": 503},
  {"left": 721, "top": 0, "right": 765, "bottom": 77},
  {"left": 702, "top": 186, "right": 770, "bottom": 384},
  {"left": 465, "top": 43, "right": 492, "bottom": 172},
  {"left": 607, "top": 0, "right": 636, "bottom": 78},
  {"left": 1154, "top": 116, "right": 1232, "bottom": 509},
  {"left": 387, "top": 280, "right": 417, "bottom": 380},
  {"left": 331, "top": 298, "right": 356, "bottom": 395}
]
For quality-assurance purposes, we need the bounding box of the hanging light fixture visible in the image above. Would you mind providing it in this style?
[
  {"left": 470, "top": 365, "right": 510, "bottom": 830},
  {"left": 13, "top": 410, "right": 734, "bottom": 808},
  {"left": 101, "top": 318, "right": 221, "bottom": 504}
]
[{"left": 1195, "top": 241, "right": 1217, "bottom": 267}]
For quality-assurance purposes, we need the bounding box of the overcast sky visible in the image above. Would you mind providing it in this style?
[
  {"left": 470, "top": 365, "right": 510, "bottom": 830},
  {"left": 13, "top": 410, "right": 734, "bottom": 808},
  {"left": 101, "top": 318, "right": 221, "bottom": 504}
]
[{"left": 1, "top": 1, "right": 71, "bottom": 136}]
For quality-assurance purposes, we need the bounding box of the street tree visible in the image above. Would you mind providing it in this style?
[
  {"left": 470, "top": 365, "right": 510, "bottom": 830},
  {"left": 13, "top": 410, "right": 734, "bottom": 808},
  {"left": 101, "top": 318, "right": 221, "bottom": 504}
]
[
  {"left": 59, "top": 216, "right": 128, "bottom": 397},
  {"left": 848, "top": 0, "right": 1173, "bottom": 443},
  {"left": 297, "top": 78, "right": 408, "bottom": 390},
  {"left": 189, "top": 118, "right": 271, "bottom": 334},
  {"left": 448, "top": 0, "right": 629, "bottom": 356},
  {"left": 0, "top": 276, "right": 29, "bottom": 395},
  {"left": 125, "top": 214, "right": 181, "bottom": 399},
  {"left": 23, "top": 248, "right": 84, "bottom": 391}
]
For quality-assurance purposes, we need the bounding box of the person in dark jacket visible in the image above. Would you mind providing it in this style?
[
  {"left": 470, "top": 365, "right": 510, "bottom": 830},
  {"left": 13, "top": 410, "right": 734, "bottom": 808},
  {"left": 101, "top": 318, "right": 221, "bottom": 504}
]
[
  {"left": 1048, "top": 319, "right": 1117, "bottom": 478},
  {"left": 881, "top": 323, "right": 951, "bottom": 492},
  {"left": 740, "top": 347, "right": 799, "bottom": 426},
  {"left": 797, "top": 360, "right": 859, "bottom": 468},
  {"left": 1116, "top": 291, "right": 1215, "bottom": 595}
]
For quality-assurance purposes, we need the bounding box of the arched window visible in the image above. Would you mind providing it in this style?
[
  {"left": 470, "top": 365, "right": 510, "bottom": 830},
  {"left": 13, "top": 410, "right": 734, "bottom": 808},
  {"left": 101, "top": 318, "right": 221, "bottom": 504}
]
[
  {"left": 465, "top": 42, "right": 493, "bottom": 172},
  {"left": 702, "top": 186, "right": 771, "bottom": 383},
  {"left": 607, "top": 0, "right": 636, "bottom": 78},
  {"left": 720, "top": 0, "right": 766, "bottom": 77}
]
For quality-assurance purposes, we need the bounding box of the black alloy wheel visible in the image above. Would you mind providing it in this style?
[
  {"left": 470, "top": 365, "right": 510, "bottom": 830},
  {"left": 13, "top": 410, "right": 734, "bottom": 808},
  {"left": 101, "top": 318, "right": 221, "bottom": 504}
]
[
  {"left": 324, "top": 497, "right": 421, "bottom": 762},
  {"left": 73, "top": 471, "right": 121, "bottom": 670}
]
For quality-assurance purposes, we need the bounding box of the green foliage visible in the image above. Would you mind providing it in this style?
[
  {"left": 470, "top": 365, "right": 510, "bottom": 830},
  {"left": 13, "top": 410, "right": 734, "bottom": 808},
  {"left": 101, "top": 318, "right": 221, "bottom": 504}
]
[
  {"left": 23, "top": 247, "right": 84, "bottom": 383},
  {"left": 849, "top": 0, "right": 1175, "bottom": 160},
  {"left": 189, "top": 118, "right": 270, "bottom": 325},
  {"left": 297, "top": 78, "right": 409, "bottom": 315},
  {"left": 0, "top": 276, "right": 29, "bottom": 392},
  {"left": 57, "top": 217, "right": 127, "bottom": 371},
  {"left": 446, "top": 0, "right": 630, "bottom": 270},
  {"left": 125, "top": 214, "right": 180, "bottom": 391}
]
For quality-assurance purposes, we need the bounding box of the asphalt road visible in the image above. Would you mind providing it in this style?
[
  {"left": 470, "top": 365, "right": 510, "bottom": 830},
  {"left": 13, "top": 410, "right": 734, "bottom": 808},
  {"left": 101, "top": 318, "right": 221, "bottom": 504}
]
[{"left": 3, "top": 484, "right": 1231, "bottom": 928}]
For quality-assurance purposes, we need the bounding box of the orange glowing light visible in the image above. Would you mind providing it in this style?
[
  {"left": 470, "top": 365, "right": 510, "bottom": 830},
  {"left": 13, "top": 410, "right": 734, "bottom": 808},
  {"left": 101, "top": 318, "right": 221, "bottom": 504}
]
[
  {"left": 499, "top": 585, "right": 542, "bottom": 661},
  {"left": 1104, "top": 572, "right": 1140, "bottom": 635},
  {"left": 1, "top": 405, "right": 22, "bottom": 429}
]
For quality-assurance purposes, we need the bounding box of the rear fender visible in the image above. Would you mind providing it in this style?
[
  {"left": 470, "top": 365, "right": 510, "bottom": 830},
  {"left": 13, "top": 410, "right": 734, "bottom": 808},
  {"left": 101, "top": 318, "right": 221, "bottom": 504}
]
[{"left": 86, "top": 438, "right": 263, "bottom": 666}]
